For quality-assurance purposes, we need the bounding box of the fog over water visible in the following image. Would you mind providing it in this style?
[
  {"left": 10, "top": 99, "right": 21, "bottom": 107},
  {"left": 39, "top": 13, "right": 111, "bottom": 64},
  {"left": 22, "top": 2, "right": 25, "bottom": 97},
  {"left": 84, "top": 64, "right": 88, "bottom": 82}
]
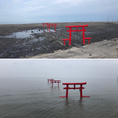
[
  {"left": 0, "top": 59, "right": 117, "bottom": 118},
  {"left": 0, "top": 59, "right": 117, "bottom": 94}
]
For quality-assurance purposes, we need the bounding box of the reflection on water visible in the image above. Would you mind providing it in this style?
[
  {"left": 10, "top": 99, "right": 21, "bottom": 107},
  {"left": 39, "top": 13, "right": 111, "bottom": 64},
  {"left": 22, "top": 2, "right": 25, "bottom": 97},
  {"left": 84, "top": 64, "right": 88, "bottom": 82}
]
[
  {"left": 0, "top": 60, "right": 117, "bottom": 118},
  {"left": 0, "top": 29, "right": 55, "bottom": 39},
  {"left": 0, "top": 78, "right": 117, "bottom": 118},
  {"left": 0, "top": 28, "right": 91, "bottom": 39}
]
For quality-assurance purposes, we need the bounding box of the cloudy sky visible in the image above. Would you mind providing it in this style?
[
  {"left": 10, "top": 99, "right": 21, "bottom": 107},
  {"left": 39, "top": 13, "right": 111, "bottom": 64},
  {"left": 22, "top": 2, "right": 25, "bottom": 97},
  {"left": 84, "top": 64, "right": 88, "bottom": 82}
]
[
  {"left": 0, "top": 59, "right": 117, "bottom": 80},
  {"left": 0, "top": 0, "right": 118, "bottom": 24},
  {"left": 0, "top": 59, "right": 117, "bottom": 93}
]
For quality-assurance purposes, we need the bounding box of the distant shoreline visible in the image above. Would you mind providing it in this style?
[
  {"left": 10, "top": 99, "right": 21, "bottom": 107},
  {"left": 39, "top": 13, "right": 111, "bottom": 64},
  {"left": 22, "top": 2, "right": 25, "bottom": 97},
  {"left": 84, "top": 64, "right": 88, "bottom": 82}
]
[{"left": 0, "top": 22, "right": 117, "bottom": 35}]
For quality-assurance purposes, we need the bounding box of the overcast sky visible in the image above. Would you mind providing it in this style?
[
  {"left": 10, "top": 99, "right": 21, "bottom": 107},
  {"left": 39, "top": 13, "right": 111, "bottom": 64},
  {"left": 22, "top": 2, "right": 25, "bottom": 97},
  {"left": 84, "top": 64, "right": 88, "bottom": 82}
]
[
  {"left": 0, "top": 59, "right": 117, "bottom": 93},
  {"left": 0, "top": 59, "right": 117, "bottom": 80},
  {"left": 0, "top": 0, "right": 118, "bottom": 24}
]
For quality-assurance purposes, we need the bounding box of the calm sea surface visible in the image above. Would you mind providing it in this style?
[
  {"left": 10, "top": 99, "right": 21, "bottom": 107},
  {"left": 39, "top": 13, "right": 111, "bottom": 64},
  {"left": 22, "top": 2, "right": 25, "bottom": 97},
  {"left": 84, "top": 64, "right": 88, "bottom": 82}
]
[{"left": 0, "top": 77, "right": 117, "bottom": 118}]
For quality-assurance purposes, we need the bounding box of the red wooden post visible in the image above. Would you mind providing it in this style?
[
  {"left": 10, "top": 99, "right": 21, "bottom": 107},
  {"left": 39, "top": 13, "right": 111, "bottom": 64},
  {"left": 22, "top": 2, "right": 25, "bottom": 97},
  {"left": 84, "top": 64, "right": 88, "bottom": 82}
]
[
  {"left": 62, "top": 28, "right": 72, "bottom": 46},
  {"left": 82, "top": 27, "right": 85, "bottom": 45},
  {"left": 82, "top": 27, "right": 91, "bottom": 45},
  {"left": 63, "top": 39, "right": 66, "bottom": 46},
  {"left": 52, "top": 80, "right": 53, "bottom": 88},
  {"left": 66, "top": 84, "right": 69, "bottom": 98},
  {"left": 48, "top": 24, "right": 51, "bottom": 32},
  {"left": 54, "top": 24, "right": 56, "bottom": 32},
  {"left": 42, "top": 23, "right": 44, "bottom": 31},
  {"left": 69, "top": 28, "right": 72, "bottom": 46},
  {"left": 58, "top": 82, "right": 59, "bottom": 88},
  {"left": 88, "top": 39, "right": 90, "bottom": 44},
  {"left": 80, "top": 84, "right": 83, "bottom": 98}
]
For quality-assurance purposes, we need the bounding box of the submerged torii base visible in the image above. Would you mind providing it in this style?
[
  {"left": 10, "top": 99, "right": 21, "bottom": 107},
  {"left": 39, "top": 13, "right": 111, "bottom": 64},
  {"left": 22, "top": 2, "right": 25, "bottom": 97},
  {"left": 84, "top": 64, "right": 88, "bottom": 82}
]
[
  {"left": 51, "top": 80, "right": 61, "bottom": 88},
  {"left": 48, "top": 79, "right": 61, "bottom": 88},
  {"left": 60, "top": 82, "right": 90, "bottom": 98}
]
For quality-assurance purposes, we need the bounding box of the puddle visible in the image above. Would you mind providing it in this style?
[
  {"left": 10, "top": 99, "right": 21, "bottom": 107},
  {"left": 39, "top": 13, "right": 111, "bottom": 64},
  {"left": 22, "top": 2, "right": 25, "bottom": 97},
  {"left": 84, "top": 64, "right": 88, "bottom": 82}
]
[
  {"left": 0, "top": 29, "right": 55, "bottom": 39},
  {"left": 0, "top": 28, "right": 92, "bottom": 39}
]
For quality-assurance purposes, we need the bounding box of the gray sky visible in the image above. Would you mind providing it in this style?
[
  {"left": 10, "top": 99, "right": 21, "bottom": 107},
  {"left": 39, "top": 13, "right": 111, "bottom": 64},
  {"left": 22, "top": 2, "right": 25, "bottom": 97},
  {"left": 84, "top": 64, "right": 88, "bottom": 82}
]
[
  {"left": 0, "top": 0, "right": 118, "bottom": 24},
  {"left": 0, "top": 59, "right": 117, "bottom": 80},
  {"left": 0, "top": 59, "right": 117, "bottom": 94}
]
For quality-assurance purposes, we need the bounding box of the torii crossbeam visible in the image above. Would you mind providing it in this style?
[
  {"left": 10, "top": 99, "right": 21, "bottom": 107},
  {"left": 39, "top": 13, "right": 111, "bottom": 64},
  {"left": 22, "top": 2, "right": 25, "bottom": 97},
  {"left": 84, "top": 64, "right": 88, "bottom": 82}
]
[{"left": 60, "top": 82, "right": 90, "bottom": 98}]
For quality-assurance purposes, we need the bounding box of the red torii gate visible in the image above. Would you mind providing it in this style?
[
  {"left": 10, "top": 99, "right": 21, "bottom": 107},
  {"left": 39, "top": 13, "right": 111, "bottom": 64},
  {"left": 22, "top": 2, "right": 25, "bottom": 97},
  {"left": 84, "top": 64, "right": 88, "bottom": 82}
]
[
  {"left": 60, "top": 82, "right": 90, "bottom": 98},
  {"left": 42, "top": 23, "right": 57, "bottom": 32},
  {"left": 62, "top": 25, "right": 92, "bottom": 46},
  {"left": 48, "top": 79, "right": 54, "bottom": 83},
  {"left": 50, "top": 79, "right": 61, "bottom": 88}
]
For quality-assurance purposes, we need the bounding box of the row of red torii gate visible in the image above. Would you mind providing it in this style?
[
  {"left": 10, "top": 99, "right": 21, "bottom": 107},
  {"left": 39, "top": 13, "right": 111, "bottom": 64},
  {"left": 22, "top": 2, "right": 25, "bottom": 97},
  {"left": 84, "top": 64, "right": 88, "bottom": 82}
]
[
  {"left": 48, "top": 79, "right": 90, "bottom": 99},
  {"left": 42, "top": 23, "right": 92, "bottom": 46}
]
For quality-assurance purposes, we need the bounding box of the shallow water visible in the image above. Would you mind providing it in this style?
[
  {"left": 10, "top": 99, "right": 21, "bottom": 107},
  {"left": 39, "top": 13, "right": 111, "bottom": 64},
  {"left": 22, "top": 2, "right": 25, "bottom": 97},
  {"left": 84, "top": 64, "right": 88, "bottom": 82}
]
[
  {"left": 0, "top": 28, "right": 91, "bottom": 39},
  {"left": 0, "top": 77, "right": 117, "bottom": 118},
  {"left": 0, "top": 29, "right": 55, "bottom": 39},
  {"left": 0, "top": 60, "right": 117, "bottom": 118}
]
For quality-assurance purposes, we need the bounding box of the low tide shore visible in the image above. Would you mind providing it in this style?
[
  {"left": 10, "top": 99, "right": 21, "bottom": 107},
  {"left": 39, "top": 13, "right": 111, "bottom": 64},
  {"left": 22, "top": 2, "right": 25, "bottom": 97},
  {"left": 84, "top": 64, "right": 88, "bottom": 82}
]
[
  {"left": 32, "top": 38, "right": 118, "bottom": 58},
  {"left": 0, "top": 22, "right": 117, "bottom": 58}
]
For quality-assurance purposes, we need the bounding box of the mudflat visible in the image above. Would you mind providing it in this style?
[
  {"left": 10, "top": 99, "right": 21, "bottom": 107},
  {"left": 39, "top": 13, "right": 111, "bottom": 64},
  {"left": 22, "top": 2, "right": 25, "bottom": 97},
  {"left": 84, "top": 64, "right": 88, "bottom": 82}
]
[{"left": 0, "top": 22, "right": 117, "bottom": 58}]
